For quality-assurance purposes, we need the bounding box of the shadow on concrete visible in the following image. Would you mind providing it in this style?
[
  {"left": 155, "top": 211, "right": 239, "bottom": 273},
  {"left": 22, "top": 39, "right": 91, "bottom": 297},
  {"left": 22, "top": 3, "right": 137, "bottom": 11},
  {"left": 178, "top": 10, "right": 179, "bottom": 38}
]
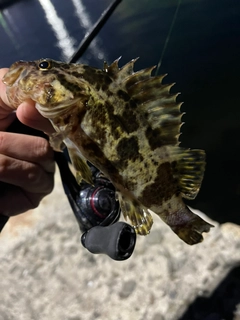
[{"left": 179, "top": 266, "right": 240, "bottom": 320}]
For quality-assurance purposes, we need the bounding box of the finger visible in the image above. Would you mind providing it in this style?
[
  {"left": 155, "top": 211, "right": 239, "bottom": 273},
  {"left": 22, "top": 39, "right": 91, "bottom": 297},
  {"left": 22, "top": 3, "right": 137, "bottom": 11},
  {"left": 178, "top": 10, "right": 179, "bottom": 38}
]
[
  {"left": 0, "top": 132, "right": 55, "bottom": 173},
  {"left": 0, "top": 183, "right": 47, "bottom": 217},
  {"left": 17, "top": 102, "right": 55, "bottom": 134},
  {"left": 0, "top": 154, "right": 54, "bottom": 194}
]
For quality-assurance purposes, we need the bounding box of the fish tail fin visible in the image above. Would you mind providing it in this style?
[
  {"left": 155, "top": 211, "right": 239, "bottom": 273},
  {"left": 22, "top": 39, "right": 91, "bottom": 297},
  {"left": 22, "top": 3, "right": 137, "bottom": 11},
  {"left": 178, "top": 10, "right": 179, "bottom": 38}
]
[
  {"left": 156, "top": 198, "right": 213, "bottom": 245},
  {"left": 117, "top": 193, "right": 153, "bottom": 235}
]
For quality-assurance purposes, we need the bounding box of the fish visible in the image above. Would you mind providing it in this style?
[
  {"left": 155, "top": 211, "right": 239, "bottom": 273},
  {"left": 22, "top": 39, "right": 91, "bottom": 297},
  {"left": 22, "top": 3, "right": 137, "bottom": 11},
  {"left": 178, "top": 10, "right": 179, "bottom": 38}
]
[{"left": 3, "top": 58, "right": 213, "bottom": 244}]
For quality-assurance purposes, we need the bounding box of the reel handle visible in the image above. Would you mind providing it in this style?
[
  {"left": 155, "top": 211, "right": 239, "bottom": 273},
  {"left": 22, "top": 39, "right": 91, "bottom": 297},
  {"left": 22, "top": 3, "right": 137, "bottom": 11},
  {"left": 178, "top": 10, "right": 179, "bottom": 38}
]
[{"left": 81, "top": 222, "right": 136, "bottom": 261}]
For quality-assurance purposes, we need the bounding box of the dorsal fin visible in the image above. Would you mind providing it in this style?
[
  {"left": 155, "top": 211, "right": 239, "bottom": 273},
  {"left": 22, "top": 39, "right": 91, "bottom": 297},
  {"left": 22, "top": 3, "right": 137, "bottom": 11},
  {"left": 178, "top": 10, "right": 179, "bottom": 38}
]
[
  {"left": 103, "top": 57, "right": 121, "bottom": 75},
  {"left": 117, "top": 58, "right": 138, "bottom": 78},
  {"left": 103, "top": 58, "right": 183, "bottom": 146},
  {"left": 104, "top": 57, "right": 139, "bottom": 81}
]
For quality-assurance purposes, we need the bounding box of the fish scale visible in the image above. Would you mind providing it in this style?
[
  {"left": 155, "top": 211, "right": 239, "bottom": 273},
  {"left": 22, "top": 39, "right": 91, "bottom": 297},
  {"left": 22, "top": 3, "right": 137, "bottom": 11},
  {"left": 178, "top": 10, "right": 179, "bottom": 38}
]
[{"left": 3, "top": 57, "right": 213, "bottom": 244}]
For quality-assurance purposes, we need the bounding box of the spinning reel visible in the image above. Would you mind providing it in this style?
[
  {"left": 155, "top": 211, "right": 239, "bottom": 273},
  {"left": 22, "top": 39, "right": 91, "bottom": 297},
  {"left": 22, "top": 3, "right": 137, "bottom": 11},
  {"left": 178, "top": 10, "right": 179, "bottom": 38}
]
[{"left": 55, "top": 151, "right": 136, "bottom": 261}]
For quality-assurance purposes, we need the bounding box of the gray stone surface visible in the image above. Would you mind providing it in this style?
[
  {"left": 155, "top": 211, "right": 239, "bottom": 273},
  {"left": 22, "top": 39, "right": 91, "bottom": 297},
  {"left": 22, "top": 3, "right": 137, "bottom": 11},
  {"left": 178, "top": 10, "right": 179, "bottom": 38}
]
[{"left": 1, "top": 169, "right": 240, "bottom": 320}]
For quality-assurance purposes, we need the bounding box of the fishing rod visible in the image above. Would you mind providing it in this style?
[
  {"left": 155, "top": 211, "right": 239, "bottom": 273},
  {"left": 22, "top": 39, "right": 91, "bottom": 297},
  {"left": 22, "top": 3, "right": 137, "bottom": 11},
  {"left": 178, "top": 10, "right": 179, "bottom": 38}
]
[{"left": 70, "top": 0, "right": 122, "bottom": 63}]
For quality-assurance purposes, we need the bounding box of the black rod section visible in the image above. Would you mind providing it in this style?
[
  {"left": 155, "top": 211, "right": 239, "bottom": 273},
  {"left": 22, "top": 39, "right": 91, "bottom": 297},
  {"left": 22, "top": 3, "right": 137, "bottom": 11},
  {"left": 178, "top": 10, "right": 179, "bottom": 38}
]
[{"left": 69, "top": 0, "right": 122, "bottom": 63}]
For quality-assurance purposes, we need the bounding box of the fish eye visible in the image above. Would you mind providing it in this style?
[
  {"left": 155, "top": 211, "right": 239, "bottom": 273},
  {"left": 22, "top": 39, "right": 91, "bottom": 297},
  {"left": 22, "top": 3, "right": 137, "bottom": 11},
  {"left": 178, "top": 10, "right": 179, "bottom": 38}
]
[{"left": 38, "top": 60, "right": 51, "bottom": 70}]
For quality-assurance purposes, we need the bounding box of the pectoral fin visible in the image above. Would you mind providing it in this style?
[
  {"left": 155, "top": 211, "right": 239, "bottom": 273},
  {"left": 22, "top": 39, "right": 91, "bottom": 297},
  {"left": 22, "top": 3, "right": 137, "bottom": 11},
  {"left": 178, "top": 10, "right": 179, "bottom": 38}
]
[
  {"left": 67, "top": 147, "right": 93, "bottom": 185},
  {"left": 49, "top": 132, "right": 66, "bottom": 151}
]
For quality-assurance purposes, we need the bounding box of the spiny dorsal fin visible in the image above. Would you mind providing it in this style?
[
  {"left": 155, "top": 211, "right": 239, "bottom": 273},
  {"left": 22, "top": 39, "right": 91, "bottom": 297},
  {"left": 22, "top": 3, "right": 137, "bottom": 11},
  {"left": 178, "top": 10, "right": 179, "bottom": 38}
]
[
  {"left": 117, "top": 58, "right": 138, "bottom": 78},
  {"left": 168, "top": 146, "right": 206, "bottom": 200},
  {"left": 125, "top": 66, "right": 156, "bottom": 87},
  {"left": 126, "top": 60, "right": 182, "bottom": 146},
  {"left": 104, "top": 57, "right": 139, "bottom": 81},
  {"left": 104, "top": 58, "right": 183, "bottom": 146},
  {"left": 103, "top": 57, "right": 121, "bottom": 75}
]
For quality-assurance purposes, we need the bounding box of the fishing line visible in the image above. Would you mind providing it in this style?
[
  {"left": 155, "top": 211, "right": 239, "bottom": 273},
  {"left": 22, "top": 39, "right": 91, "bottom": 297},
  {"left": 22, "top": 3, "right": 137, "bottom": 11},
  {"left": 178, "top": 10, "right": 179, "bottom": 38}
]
[{"left": 155, "top": 0, "right": 182, "bottom": 76}]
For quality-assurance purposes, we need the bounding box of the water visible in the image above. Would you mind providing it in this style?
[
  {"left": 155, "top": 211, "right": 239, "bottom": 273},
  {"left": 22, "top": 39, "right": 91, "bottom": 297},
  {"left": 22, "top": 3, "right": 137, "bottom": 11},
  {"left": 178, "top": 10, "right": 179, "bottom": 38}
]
[{"left": 0, "top": 0, "right": 240, "bottom": 223}]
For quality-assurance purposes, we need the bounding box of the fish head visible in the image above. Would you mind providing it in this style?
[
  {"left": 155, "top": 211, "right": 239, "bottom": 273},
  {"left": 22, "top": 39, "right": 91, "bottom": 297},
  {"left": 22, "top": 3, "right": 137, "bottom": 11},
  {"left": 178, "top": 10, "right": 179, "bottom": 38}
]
[{"left": 3, "top": 59, "right": 90, "bottom": 117}]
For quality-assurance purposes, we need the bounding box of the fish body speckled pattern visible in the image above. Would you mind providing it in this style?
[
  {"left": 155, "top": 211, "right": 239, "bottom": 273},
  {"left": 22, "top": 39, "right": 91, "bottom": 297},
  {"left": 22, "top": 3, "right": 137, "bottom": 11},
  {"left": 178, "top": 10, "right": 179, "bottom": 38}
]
[{"left": 3, "top": 58, "right": 213, "bottom": 244}]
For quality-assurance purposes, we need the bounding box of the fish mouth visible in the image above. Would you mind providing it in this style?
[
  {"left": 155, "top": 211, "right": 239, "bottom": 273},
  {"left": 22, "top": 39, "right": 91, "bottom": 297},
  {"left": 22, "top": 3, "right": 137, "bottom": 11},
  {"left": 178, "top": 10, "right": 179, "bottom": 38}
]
[
  {"left": 3, "top": 61, "right": 36, "bottom": 87},
  {"left": 35, "top": 99, "right": 79, "bottom": 119},
  {"left": 3, "top": 60, "right": 57, "bottom": 109},
  {"left": 3, "top": 60, "right": 55, "bottom": 110}
]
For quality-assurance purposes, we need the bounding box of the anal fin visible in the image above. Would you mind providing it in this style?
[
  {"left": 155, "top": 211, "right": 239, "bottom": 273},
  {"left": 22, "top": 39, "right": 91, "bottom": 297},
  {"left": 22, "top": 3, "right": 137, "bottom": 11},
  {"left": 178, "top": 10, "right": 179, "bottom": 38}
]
[{"left": 117, "top": 193, "right": 153, "bottom": 235}]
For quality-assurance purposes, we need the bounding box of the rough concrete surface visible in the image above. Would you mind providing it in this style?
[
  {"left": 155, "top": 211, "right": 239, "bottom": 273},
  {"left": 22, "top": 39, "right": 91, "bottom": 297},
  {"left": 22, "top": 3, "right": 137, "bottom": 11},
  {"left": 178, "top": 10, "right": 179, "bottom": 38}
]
[{"left": 1, "top": 169, "right": 240, "bottom": 320}]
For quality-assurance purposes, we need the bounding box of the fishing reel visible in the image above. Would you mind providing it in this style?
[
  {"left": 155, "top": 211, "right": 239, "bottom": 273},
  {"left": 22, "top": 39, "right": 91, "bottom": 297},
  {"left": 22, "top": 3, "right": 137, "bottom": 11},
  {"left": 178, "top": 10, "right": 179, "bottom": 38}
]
[{"left": 55, "top": 151, "right": 136, "bottom": 261}]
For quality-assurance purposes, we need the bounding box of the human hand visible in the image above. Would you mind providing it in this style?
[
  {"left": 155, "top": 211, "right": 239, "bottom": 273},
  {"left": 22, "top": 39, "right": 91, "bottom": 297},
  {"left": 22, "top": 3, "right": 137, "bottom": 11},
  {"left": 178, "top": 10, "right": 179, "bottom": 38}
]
[{"left": 0, "top": 68, "right": 55, "bottom": 217}]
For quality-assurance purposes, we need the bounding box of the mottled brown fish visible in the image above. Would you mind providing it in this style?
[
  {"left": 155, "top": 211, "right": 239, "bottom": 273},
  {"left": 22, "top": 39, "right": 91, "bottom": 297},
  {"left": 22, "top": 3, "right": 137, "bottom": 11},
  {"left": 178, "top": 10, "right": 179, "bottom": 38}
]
[{"left": 3, "top": 58, "right": 213, "bottom": 244}]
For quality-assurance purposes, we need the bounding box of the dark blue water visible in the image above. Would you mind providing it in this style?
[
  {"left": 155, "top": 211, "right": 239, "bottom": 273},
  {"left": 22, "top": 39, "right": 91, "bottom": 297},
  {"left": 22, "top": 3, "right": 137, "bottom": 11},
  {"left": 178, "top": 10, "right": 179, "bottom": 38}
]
[{"left": 0, "top": 0, "right": 240, "bottom": 223}]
